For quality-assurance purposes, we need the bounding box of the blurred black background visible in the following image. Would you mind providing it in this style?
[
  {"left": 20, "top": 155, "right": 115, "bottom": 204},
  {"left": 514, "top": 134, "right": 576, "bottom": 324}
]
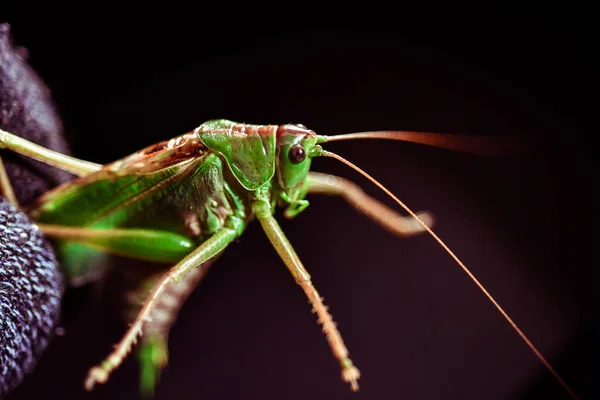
[{"left": 1, "top": 8, "right": 598, "bottom": 400}]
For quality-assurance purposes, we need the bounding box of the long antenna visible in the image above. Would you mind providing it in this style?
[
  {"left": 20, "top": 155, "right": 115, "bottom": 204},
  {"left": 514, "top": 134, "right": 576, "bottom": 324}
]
[
  {"left": 322, "top": 150, "right": 580, "bottom": 400},
  {"left": 318, "top": 131, "right": 527, "bottom": 157}
]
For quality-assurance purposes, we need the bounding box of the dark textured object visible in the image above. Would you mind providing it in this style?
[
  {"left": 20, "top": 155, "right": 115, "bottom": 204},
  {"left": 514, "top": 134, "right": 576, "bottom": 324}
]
[
  {"left": 0, "top": 197, "right": 64, "bottom": 396},
  {"left": 0, "top": 23, "right": 72, "bottom": 205},
  {"left": 0, "top": 23, "right": 68, "bottom": 396}
]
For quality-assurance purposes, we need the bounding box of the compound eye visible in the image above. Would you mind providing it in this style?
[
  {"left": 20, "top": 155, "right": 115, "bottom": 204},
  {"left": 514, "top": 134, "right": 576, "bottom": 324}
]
[{"left": 288, "top": 144, "right": 306, "bottom": 164}]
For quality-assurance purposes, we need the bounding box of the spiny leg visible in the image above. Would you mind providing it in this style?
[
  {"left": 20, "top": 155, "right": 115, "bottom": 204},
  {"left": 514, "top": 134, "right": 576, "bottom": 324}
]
[
  {"left": 0, "top": 128, "right": 102, "bottom": 176},
  {"left": 84, "top": 225, "right": 239, "bottom": 390},
  {"left": 307, "top": 172, "right": 434, "bottom": 237},
  {"left": 253, "top": 199, "right": 360, "bottom": 391},
  {"left": 124, "top": 257, "right": 217, "bottom": 396},
  {"left": 37, "top": 222, "right": 219, "bottom": 392}
]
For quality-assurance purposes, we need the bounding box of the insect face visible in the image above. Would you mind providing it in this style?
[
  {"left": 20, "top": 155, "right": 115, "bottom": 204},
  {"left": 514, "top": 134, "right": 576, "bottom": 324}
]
[{"left": 275, "top": 124, "right": 319, "bottom": 208}]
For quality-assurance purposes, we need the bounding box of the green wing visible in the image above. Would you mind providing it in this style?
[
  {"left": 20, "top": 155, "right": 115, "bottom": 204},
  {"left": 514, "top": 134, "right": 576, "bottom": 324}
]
[
  {"left": 30, "top": 133, "right": 204, "bottom": 228},
  {"left": 28, "top": 133, "right": 233, "bottom": 284}
]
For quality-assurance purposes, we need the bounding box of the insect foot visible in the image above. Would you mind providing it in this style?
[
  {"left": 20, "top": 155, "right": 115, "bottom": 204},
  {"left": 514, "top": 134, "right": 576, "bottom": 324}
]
[
  {"left": 83, "top": 320, "right": 144, "bottom": 391},
  {"left": 84, "top": 365, "right": 109, "bottom": 390},
  {"left": 405, "top": 210, "right": 435, "bottom": 235},
  {"left": 341, "top": 360, "right": 361, "bottom": 392}
]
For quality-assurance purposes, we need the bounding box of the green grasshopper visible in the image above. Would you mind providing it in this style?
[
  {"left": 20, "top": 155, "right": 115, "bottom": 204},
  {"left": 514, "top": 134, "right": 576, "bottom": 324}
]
[{"left": 0, "top": 120, "right": 579, "bottom": 399}]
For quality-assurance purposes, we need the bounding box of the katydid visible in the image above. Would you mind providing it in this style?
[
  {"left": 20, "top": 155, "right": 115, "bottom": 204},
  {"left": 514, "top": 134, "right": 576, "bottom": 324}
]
[{"left": 0, "top": 120, "right": 579, "bottom": 399}]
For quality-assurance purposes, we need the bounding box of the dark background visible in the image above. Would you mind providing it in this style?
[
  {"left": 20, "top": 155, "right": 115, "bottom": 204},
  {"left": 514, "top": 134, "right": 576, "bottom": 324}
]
[{"left": 1, "top": 9, "right": 598, "bottom": 400}]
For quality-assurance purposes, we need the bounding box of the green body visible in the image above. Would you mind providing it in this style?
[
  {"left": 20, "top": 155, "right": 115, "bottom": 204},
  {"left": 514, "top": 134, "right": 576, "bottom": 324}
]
[
  {"left": 27, "top": 120, "right": 316, "bottom": 283},
  {"left": 22, "top": 119, "right": 322, "bottom": 394}
]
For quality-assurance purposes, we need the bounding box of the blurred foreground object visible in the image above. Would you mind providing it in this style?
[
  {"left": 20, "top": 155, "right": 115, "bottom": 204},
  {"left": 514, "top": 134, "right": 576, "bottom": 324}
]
[
  {"left": 0, "top": 23, "right": 68, "bottom": 395},
  {"left": 0, "top": 198, "right": 64, "bottom": 395},
  {"left": 0, "top": 23, "right": 72, "bottom": 204}
]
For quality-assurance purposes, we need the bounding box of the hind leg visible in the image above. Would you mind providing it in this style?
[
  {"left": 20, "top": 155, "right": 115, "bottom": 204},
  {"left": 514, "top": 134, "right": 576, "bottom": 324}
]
[
  {"left": 0, "top": 128, "right": 103, "bottom": 207},
  {"left": 84, "top": 225, "right": 238, "bottom": 391},
  {"left": 0, "top": 128, "right": 102, "bottom": 177},
  {"left": 0, "top": 155, "right": 18, "bottom": 206}
]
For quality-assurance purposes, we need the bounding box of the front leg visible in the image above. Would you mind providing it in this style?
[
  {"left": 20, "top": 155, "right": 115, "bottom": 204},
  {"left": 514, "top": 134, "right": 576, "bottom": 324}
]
[
  {"left": 307, "top": 171, "right": 434, "bottom": 237},
  {"left": 253, "top": 197, "right": 361, "bottom": 391}
]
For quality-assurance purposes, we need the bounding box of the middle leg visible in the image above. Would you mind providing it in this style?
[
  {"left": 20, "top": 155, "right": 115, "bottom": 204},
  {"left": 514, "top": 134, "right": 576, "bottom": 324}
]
[{"left": 83, "top": 224, "right": 239, "bottom": 390}]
